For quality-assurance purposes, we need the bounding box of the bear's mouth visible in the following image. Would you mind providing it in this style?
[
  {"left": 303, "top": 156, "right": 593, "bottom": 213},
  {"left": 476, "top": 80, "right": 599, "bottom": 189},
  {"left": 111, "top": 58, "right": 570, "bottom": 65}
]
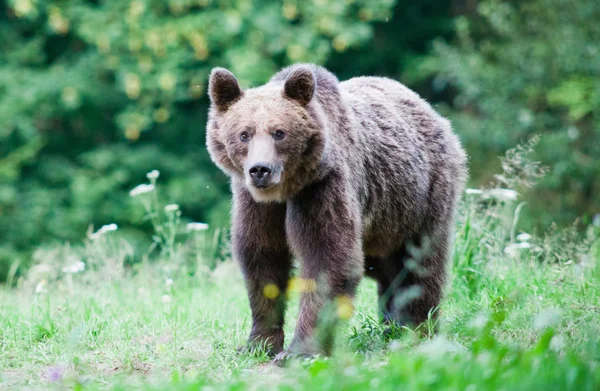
[
  {"left": 248, "top": 176, "right": 280, "bottom": 190},
  {"left": 247, "top": 182, "right": 284, "bottom": 203},
  {"left": 252, "top": 180, "right": 281, "bottom": 191}
]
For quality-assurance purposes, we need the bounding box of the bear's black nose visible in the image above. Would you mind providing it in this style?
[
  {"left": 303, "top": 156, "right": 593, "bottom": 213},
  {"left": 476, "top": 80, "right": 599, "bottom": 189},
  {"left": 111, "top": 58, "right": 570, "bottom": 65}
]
[{"left": 249, "top": 163, "right": 272, "bottom": 185}]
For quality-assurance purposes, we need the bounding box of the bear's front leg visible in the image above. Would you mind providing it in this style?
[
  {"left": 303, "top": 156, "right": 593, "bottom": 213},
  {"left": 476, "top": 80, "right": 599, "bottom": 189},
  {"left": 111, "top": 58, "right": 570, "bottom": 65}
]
[
  {"left": 276, "top": 176, "right": 363, "bottom": 363},
  {"left": 232, "top": 185, "right": 292, "bottom": 357}
]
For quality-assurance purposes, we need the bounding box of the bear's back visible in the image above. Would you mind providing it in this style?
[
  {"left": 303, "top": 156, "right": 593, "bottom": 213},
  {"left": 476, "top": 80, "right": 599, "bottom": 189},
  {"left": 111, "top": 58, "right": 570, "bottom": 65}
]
[
  {"left": 340, "top": 76, "right": 450, "bottom": 140},
  {"left": 339, "top": 75, "right": 463, "bottom": 176},
  {"left": 337, "top": 76, "right": 467, "bottom": 255}
]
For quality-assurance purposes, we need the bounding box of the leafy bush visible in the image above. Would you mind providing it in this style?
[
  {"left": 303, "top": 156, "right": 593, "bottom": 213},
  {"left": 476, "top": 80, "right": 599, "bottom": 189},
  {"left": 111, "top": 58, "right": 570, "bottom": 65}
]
[
  {"left": 0, "top": 0, "right": 411, "bottom": 280},
  {"left": 3, "top": 0, "right": 598, "bottom": 282},
  {"left": 410, "top": 0, "right": 600, "bottom": 228}
]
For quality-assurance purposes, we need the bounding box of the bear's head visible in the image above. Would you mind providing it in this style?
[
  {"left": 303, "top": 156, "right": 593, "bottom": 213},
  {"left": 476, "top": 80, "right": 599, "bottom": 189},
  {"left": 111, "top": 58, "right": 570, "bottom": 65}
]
[{"left": 206, "top": 65, "right": 328, "bottom": 203}]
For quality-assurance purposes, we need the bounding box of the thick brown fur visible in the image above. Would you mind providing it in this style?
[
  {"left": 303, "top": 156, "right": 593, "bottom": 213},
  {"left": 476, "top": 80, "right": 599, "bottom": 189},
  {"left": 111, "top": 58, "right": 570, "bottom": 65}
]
[{"left": 206, "top": 64, "right": 468, "bottom": 362}]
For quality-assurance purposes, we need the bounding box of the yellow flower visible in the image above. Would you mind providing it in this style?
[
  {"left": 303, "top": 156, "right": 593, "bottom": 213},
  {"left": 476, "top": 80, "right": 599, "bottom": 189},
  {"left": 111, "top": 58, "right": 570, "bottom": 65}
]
[
  {"left": 287, "top": 277, "right": 317, "bottom": 293},
  {"left": 336, "top": 295, "right": 354, "bottom": 320},
  {"left": 263, "top": 283, "right": 280, "bottom": 299}
]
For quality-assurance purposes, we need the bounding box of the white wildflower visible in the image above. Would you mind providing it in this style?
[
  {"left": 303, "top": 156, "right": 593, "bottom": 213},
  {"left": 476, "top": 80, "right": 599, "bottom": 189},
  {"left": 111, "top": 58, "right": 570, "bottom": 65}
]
[
  {"left": 518, "top": 109, "right": 533, "bottom": 126},
  {"left": 35, "top": 280, "right": 47, "bottom": 294},
  {"left": 466, "top": 188, "right": 518, "bottom": 201},
  {"left": 343, "top": 366, "right": 358, "bottom": 377},
  {"left": 146, "top": 170, "right": 160, "bottom": 180},
  {"left": 567, "top": 126, "right": 579, "bottom": 140},
  {"left": 162, "top": 294, "right": 172, "bottom": 304},
  {"left": 469, "top": 314, "right": 489, "bottom": 330},
  {"left": 416, "top": 335, "right": 467, "bottom": 358},
  {"left": 164, "top": 204, "right": 179, "bottom": 213},
  {"left": 476, "top": 352, "right": 493, "bottom": 366},
  {"left": 187, "top": 222, "right": 209, "bottom": 231},
  {"left": 487, "top": 188, "right": 518, "bottom": 201},
  {"left": 389, "top": 340, "right": 404, "bottom": 352},
  {"left": 533, "top": 309, "right": 561, "bottom": 331},
  {"left": 62, "top": 261, "right": 86, "bottom": 274},
  {"left": 516, "top": 233, "right": 531, "bottom": 242},
  {"left": 550, "top": 335, "right": 565, "bottom": 352},
  {"left": 129, "top": 183, "right": 155, "bottom": 197},
  {"left": 165, "top": 278, "right": 173, "bottom": 287},
  {"left": 90, "top": 223, "right": 118, "bottom": 239},
  {"left": 504, "top": 242, "right": 532, "bottom": 256}
]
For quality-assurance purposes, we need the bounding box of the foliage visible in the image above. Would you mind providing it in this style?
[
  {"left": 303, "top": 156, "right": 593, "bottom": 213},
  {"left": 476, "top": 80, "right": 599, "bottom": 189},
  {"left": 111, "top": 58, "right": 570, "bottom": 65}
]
[
  {"left": 409, "top": 0, "right": 600, "bottom": 228},
  {"left": 2, "top": 0, "right": 598, "bottom": 280},
  {"left": 0, "top": 0, "right": 414, "bottom": 280}
]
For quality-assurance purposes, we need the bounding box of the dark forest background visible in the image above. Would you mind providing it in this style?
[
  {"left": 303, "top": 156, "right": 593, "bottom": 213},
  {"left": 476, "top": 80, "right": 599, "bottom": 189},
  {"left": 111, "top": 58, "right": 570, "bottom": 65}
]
[{"left": 1, "top": 0, "right": 599, "bottom": 280}]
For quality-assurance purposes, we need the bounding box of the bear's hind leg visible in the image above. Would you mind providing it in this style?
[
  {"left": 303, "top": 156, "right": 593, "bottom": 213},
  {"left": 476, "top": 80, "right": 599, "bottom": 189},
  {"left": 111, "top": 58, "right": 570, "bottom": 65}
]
[
  {"left": 365, "top": 255, "right": 403, "bottom": 325},
  {"left": 384, "top": 237, "right": 449, "bottom": 328},
  {"left": 377, "top": 236, "right": 448, "bottom": 326}
]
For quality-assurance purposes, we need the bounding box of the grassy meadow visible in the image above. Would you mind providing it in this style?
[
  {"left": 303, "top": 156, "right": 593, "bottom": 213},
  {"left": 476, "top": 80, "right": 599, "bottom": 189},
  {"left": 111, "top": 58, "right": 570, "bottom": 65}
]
[
  {"left": 1, "top": 156, "right": 599, "bottom": 391},
  {"left": 2, "top": 1, "right": 600, "bottom": 390}
]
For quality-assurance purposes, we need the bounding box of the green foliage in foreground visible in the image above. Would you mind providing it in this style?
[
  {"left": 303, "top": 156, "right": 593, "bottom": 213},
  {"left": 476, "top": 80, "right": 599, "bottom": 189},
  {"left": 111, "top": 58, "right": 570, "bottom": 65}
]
[{"left": 1, "top": 162, "right": 599, "bottom": 390}]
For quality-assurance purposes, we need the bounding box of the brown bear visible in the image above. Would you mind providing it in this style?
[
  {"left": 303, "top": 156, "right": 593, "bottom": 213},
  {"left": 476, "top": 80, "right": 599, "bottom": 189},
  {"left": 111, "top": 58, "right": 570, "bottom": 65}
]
[{"left": 206, "top": 64, "right": 467, "bottom": 362}]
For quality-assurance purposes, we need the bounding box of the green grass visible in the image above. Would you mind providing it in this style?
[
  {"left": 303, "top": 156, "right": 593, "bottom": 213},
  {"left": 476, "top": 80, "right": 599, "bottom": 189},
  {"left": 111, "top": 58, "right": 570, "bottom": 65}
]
[
  {"left": 1, "top": 170, "right": 599, "bottom": 390},
  {"left": 1, "top": 227, "right": 599, "bottom": 390}
]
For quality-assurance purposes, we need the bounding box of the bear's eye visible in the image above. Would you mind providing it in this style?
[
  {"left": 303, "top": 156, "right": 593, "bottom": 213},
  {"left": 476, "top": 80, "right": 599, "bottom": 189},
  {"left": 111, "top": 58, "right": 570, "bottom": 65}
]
[
  {"left": 273, "top": 130, "right": 285, "bottom": 141},
  {"left": 240, "top": 131, "right": 250, "bottom": 142}
]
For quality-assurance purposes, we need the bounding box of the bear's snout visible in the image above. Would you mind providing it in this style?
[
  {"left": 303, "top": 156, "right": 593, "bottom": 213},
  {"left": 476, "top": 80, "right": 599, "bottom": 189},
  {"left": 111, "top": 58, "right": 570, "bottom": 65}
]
[{"left": 249, "top": 162, "right": 274, "bottom": 189}]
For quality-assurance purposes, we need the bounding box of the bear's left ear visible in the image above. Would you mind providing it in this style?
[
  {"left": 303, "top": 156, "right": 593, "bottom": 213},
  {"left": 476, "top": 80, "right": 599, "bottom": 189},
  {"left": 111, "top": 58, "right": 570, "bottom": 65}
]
[
  {"left": 283, "top": 66, "right": 316, "bottom": 105},
  {"left": 209, "top": 67, "right": 243, "bottom": 112}
]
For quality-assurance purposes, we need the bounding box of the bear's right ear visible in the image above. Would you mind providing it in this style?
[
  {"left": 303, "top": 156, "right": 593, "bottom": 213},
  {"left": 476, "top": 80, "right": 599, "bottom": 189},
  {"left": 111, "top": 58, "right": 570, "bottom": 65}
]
[
  {"left": 283, "top": 66, "right": 316, "bottom": 105},
  {"left": 208, "top": 68, "right": 243, "bottom": 112}
]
